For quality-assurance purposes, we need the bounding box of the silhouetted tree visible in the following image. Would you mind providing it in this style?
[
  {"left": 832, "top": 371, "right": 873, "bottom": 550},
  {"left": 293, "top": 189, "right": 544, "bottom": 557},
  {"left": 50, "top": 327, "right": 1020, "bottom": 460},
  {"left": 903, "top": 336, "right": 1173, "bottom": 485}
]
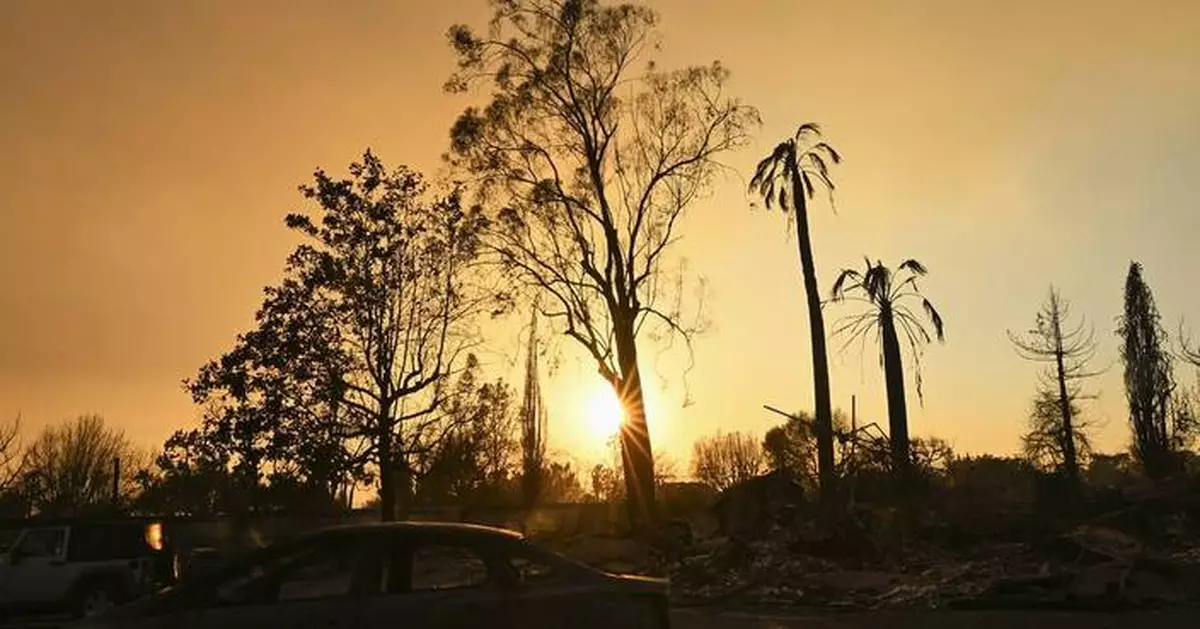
[
  {"left": 1021, "top": 389, "right": 1095, "bottom": 475},
  {"left": 1182, "top": 325, "right": 1200, "bottom": 370},
  {"left": 540, "top": 460, "right": 587, "bottom": 503},
  {"left": 762, "top": 411, "right": 817, "bottom": 481},
  {"left": 446, "top": 0, "right": 758, "bottom": 529},
  {"left": 830, "top": 258, "right": 945, "bottom": 484},
  {"left": 21, "top": 415, "right": 142, "bottom": 516},
  {"left": 282, "top": 152, "right": 492, "bottom": 520},
  {"left": 1118, "top": 262, "right": 1182, "bottom": 479},
  {"left": 520, "top": 308, "right": 549, "bottom": 507},
  {"left": 690, "top": 431, "right": 765, "bottom": 491},
  {"left": 762, "top": 407, "right": 951, "bottom": 505},
  {"left": 0, "top": 416, "right": 26, "bottom": 516},
  {"left": 0, "top": 415, "right": 22, "bottom": 495},
  {"left": 184, "top": 259, "right": 365, "bottom": 514},
  {"left": 761, "top": 408, "right": 856, "bottom": 488},
  {"left": 588, "top": 437, "right": 677, "bottom": 505},
  {"left": 589, "top": 461, "right": 624, "bottom": 504},
  {"left": 910, "top": 437, "right": 956, "bottom": 476},
  {"left": 185, "top": 153, "right": 492, "bottom": 520},
  {"left": 417, "top": 358, "right": 518, "bottom": 506},
  {"left": 1008, "top": 287, "right": 1101, "bottom": 489},
  {"left": 749, "top": 123, "right": 841, "bottom": 506},
  {"left": 1169, "top": 383, "right": 1199, "bottom": 455},
  {"left": 134, "top": 428, "right": 238, "bottom": 517}
]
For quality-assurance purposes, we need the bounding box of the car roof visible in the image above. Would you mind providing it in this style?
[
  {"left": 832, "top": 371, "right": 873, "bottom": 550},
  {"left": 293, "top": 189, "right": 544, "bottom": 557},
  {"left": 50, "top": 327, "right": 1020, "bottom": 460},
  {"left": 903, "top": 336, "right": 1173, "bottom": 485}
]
[{"left": 302, "top": 521, "right": 526, "bottom": 544}]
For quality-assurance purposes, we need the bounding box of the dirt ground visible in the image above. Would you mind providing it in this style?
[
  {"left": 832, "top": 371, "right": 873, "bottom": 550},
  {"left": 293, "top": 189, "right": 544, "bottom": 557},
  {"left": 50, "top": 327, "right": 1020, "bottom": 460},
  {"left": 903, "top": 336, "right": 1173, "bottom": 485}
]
[
  {"left": 5, "top": 608, "right": 1199, "bottom": 629},
  {"left": 670, "top": 607, "right": 1200, "bottom": 629}
]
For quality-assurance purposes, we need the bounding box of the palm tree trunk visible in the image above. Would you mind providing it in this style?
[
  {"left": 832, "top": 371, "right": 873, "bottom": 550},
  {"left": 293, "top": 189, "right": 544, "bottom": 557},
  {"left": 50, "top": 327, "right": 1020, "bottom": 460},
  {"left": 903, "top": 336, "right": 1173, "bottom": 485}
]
[
  {"left": 879, "top": 307, "right": 910, "bottom": 482},
  {"left": 614, "top": 317, "right": 656, "bottom": 531},
  {"left": 792, "top": 181, "right": 836, "bottom": 505}
]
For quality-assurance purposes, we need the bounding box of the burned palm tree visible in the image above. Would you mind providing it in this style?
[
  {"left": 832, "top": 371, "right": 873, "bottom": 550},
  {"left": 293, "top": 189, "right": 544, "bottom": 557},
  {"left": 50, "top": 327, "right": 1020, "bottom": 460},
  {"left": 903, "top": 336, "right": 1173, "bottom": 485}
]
[
  {"left": 830, "top": 258, "right": 945, "bottom": 482},
  {"left": 749, "top": 123, "right": 841, "bottom": 503}
]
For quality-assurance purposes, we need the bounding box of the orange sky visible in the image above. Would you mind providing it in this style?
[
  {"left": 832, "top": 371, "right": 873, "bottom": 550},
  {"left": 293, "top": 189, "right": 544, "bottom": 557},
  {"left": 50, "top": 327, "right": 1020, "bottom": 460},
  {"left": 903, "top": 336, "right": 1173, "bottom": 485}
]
[{"left": 2, "top": 0, "right": 1199, "bottom": 473}]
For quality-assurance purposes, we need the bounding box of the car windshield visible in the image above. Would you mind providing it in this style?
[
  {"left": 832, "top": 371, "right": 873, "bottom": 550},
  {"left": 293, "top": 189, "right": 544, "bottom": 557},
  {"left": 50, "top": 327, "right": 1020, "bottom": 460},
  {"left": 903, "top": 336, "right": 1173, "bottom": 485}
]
[{"left": 512, "top": 541, "right": 595, "bottom": 579}]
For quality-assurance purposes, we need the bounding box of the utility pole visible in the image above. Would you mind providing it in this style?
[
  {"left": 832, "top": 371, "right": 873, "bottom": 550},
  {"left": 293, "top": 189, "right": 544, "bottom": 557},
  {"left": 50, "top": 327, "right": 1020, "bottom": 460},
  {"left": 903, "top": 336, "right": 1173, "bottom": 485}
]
[{"left": 112, "top": 456, "right": 120, "bottom": 506}]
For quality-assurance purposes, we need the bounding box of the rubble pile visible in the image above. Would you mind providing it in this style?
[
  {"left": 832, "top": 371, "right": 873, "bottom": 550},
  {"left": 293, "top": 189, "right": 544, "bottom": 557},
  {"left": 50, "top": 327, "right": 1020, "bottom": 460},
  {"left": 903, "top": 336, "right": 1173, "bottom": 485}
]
[{"left": 657, "top": 496, "right": 1200, "bottom": 612}]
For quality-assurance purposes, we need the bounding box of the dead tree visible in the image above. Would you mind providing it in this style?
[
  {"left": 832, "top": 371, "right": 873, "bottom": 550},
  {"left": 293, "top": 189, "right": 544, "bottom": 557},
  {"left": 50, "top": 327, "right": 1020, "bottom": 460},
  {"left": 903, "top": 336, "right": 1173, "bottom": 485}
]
[
  {"left": 1118, "top": 263, "right": 1179, "bottom": 480},
  {"left": 1008, "top": 286, "right": 1102, "bottom": 490}
]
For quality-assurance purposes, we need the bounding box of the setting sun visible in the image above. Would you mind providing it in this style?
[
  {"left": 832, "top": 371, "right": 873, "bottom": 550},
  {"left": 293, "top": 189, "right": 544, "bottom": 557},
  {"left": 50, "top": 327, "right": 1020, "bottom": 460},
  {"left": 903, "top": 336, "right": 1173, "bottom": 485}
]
[{"left": 585, "top": 385, "right": 625, "bottom": 440}]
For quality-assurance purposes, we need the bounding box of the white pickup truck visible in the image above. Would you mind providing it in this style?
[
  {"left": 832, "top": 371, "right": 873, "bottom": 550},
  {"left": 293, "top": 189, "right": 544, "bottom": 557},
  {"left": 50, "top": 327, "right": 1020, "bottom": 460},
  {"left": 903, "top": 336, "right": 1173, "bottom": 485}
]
[{"left": 0, "top": 518, "right": 177, "bottom": 620}]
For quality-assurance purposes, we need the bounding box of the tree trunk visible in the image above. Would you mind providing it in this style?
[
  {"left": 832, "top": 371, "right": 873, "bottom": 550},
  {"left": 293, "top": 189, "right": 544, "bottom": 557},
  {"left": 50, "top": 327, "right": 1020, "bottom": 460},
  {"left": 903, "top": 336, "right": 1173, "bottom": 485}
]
[
  {"left": 378, "top": 414, "right": 396, "bottom": 522},
  {"left": 1054, "top": 349, "right": 1081, "bottom": 490},
  {"left": 396, "top": 458, "right": 414, "bottom": 519},
  {"left": 614, "top": 319, "right": 656, "bottom": 532},
  {"left": 879, "top": 308, "right": 910, "bottom": 482},
  {"left": 791, "top": 182, "right": 835, "bottom": 505}
]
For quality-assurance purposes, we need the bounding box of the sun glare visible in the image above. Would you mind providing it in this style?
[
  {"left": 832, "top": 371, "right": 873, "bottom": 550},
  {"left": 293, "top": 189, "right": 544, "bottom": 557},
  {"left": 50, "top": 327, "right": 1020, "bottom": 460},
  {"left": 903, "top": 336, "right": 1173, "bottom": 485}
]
[{"left": 585, "top": 386, "right": 625, "bottom": 440}]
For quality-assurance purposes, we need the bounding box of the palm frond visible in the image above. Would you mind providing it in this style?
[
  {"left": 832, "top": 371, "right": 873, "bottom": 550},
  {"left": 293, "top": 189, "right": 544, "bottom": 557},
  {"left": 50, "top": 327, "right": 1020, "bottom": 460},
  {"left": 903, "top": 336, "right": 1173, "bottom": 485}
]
[
  {"left": 749, "top": 143, "right": 791, "bottom": 208},
  {"left": 830, "top": 269, "right": 862, "bottom": 300},
  {"left": 923, "top": 298, "right": 945, "bottom": 342},
  {"left": 895, "top": 309, "right": 932, "bottom": 346},
  {"left": 795, "top": 122, "right": 822, "bottom": 142},
  {"left": 911, "top": 349, "right": 927, "bottom": 405},
  {"left": 821, "top": 143, "right": 843, "bottom": 165},
  {"left": 893, "top": 276, "right": 921, "bottom": 301},
  {"left": 807, "top": 152, "right": 834, "bottom": 188},
  {"left": 899, "top": 259, "right": 927, "bottom": 276}
]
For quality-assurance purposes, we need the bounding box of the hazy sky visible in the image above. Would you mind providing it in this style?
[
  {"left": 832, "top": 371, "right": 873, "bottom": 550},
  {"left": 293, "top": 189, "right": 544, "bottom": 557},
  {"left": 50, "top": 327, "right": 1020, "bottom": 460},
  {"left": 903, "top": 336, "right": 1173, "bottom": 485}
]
[{"left": 2, "top": 0, "right": 1199, "bottom": 472}]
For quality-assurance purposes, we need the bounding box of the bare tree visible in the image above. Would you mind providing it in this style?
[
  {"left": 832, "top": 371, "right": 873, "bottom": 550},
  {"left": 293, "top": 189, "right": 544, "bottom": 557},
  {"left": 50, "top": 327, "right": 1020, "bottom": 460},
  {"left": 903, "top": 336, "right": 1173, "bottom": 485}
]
[
  {"left": 1180, "top": 323, "right": 1200, "bottom": 374},
  {"left": 446, "top": 0, "right": 758, "bottom": 527},
  {"left": 691, "top": 431, "right": 765, "bottom": 492},
  {"left": 1008, "top": 286, "right": 1102, "bottom": 488},
  {"left": 0, "top": 415, "right": 23, "bottom": 496},
  {"left": 21, "top": 415, "right": 142, "bottom": 516}
]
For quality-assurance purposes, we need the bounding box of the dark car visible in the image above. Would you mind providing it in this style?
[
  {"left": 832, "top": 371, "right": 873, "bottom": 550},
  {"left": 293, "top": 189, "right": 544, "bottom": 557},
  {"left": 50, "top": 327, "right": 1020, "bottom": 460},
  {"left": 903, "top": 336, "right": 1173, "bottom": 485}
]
[{"left": 72, "top": 521, "right": 670, "bottom": 629}]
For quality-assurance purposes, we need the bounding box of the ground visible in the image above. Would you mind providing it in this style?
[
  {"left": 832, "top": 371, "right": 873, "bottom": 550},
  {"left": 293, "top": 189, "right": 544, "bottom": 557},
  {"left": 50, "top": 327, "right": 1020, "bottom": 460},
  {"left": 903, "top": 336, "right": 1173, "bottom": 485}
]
[
  {"left": 4, "top": 608, "right": 1200, "bottom": 629},
  {"left": 672, "top": 608, "right": 1200, "bottom": 629}
]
